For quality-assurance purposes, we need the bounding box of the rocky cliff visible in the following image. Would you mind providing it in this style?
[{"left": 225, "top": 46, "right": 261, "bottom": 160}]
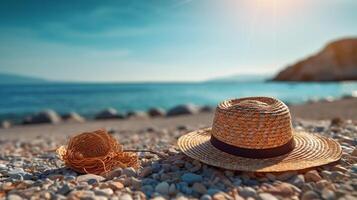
[{"left": 273, "top": 38, "right": 357, "bottom": 82}]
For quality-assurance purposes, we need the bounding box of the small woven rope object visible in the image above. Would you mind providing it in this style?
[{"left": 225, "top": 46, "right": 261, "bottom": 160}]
[{"left": 57, "top": 129, "right": 139, "bottom": 175}]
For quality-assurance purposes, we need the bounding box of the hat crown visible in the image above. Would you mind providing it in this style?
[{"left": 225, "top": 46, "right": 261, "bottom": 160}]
[{"left": 211, "top": 97, "right": 293, "bottom": 149}]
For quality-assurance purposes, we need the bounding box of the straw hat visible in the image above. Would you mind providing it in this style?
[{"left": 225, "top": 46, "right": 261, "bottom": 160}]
[
  {"left": 178, "top": 97, "right": 341, "bottom": 172},
  {"left": 57, "top": 129, "right": 138, "bottom": 175}
]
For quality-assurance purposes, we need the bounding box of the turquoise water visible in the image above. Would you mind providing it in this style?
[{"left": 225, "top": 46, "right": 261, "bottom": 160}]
[{"left": 1, "top": 82, "right": 357, "bottom": 121}]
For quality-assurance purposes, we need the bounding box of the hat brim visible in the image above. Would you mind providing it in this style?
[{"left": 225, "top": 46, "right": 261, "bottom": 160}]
[{"left": 178, "top": 128, "right": 341, "bottom": 172}]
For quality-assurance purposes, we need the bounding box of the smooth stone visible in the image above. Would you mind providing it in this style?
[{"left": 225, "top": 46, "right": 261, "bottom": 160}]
[
  {"left": 77, "top": 174, "right": 105, "bottom": 183},
  {"left": 106, "top": 168, "right": 122, "bottom": 180},
  {"left": 290, "top": 174, "right": 305, "bottom": 187},
  {"left": 88, "top": 178, "right": 99, "bottom": 185},
  {"left": 321, "top": 170, "right": 332, "bottom": 180},
  {"left": 141, "top": 185, "right": 155, "bottom": 196},
  {"left": 200, "top": 105, "right": 214, "bottom": 112},
  {"left": 142, "top": 178, "right": 158, "bottom": 185},
  {"left": 181, "top": 185, "right": 193, "bottom": 195},
  {"left": 167, "top": 104, "right": 199, "bottom": 116},
  {"left": 330, "top": 171, "right": 346, "bottom": 181},
  {"left": 352, "top": 148, "right": 357, "bottom": 156},
  {"left": 212, "top": 192, "right": 232, "bottom": 200},
  {"left": 148, "top": 108, "right": 166, "bottom": 117},
  {"left": 301, "top": 191, "right": 320, "bottom": 200},
  {"left": 94, "top": 196, "right": 108, "bottom": 200},
  {"left": 64, "top": 175, "right": 76, "bottom": 181},
  {"left": 181, "top": 173, "right": 203, "bottom": 184},
  {"left": 200, "top": 194, "right": 212, "bottom": 200},
  {"left": 239, "top": 187, "right": 257, "bottom": 198},
  {"left": 155, "top": 181, "right": 170, "bottom": 195},
  {"left": 95, "top": 188, "right": 114, "bottom": 196},
  {"left": 95, "top": 108, "right": 122, "bottom": 119},
  {"left": 207, "top": 188, "right": 221, "bottom": 196},
  {"left": 7, "top": 194, "right": 23, "bottom": 200},
  {"left": 119, "top": 193, "right": 133, "bottom": 200},
  {"left": 305, "top": 170, "right": 322, "bottom": 182},
  {"left": 0, "top": 164, "right": 7, "bottom": 170},
  {"left": 61, "top": 112, "right": 85, "bottom": 122},
  {"left": 109, "top": 182, "right": 124, "bottom": 190},
  {"left": 130, "top": 177, "right": 141, "bottom": 189},
  {"left": 259, "top": 193, "right": 278, "bottom": 200},
  {"left": 351, "top": 164, "right": 357, "bottom": 173},
  {"left": 233, "top": 179, "right": 242, "bottom": 186},
  {"left": 69, "top": 190, "right": 95, "bottom": 199},
  {"left": 321, "top": 188, "right": 335, "bottom": 200},
  {"left": 265, "top": 183, "right": 296, "bottom": 197},
  {"left": 57, "top": 184, "right": 72, "bottom": 195},
  {"left": 23, "top": 109, "right": 61, "bottom": 124},
  {"left": 168, "top": 183, "right": 177, "bottom": 195},
  {"left": 277, "top": 171, "right": 297, "bottom": 181},
  {"left": 126, "top": 111, "right": 148, "bottom": 119},
  {"left": 122, "top": 167, "right": 137, "bottom": 177},
  {"left": 139, "top": 166, "right": 153, "bottom": 178},
  {"left": 331, "top": 165, "right": 348, "bottom": 173},
  {"left": 192, "top": 183, "right": 207, "bottom": 194}
]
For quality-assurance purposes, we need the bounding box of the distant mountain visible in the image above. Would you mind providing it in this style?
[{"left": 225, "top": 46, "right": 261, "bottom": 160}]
[
  {"left": 273, "top": 38, "right": 357, "bottom": 82},
  {"left": 206, "top": 74, "right": 271, "bottom": 83},
  {"left": 0, "top": 73, "right": 49, "bottom": 85}
]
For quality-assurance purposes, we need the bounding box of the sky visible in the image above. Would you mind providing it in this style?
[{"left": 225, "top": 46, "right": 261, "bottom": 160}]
[{"left": 0, "top": 0, "right": 356, "bottom": 82}]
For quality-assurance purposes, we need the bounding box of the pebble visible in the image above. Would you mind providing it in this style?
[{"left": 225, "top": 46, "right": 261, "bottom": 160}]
[
  {"left": 119, "top": 193, "right": 133, "bottom": 200},
  {"left": 352, "top": 148, "right": 357, "bottom": 156},
  {"left": 181, "top": 173, "right": 203, "bottom": 184},
  {"left": 301, "top": 190, "right": 320, "bottom": 200},
  {"left": 95, "top": 188, "right": 114, "bottom": 196},
  {"left": 155, "top": 181, "right": 170, "bottom": 195},
  {"left": 0, "top": 163, "right": 7, "bottom": 170},
  {"left": 77, "top": 174, "right": 105, "bottom": 183},
  {"left": 57, "top": 184, "right": 72, "bottom": 195},
  {"left": 105, "top": 168, "right": 122, "bottom": 180},
  {"left": 331, "top": 165, "right": 348, "bottom": 173},
  {"left": 351, "top": 164, "right": 357, "bottom": 173},
  {"left": 321, "top": 188, "right": 336, "bottom": 200},
  {"left": 192, "top": 182, "right": 207, "bottom": 194},
  {"left": 264, "top": 183, "right": 296, "bottom": 197},
  {"left": 304, "top": 170, "right": 322, "bottom": 182},
  {"left": 122, "top": 167, "right": 137, "bottom": 177},
  {"left": 200, "top": 194, "right": 212, "bottom": 200},
  {"left": 207, "top": 188, "right": 222, "bottom": 196},
  {"left": 330, "top": 171, "right": 346, "bottom": 181},
  {"left": 321, "top": 170, "right": 332, "bottom": 180},
  {"left": 109, "top": 181, "right": 124, "bottom": 190},
  {"left": 239, "top": 187, "right": 257, "bottom": 198},
  {"left": 258, "top": 193, "right": 278, "bottom": 200},
  {"left": 277, "top": 171, "right": 297, "bottom": 181},
  {"left": 290, "top": 174, "right": 305, "bottom": 187},
  {"left": 139, "top": 166, "right": 153, "bottom": 178},
  {"left": 168, "top": 183, "right": 177, "bottom": 195},
  {"left": 130, "top": 177, "right": 141, "bottom": 189},
  {"left": 7, "top": 194, "right": 23, "bottom": 200}
]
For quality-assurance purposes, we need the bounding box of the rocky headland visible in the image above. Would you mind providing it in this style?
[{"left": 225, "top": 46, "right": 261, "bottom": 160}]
[{"left": 273, "top": 38, "right": 357, "bottom": 82}]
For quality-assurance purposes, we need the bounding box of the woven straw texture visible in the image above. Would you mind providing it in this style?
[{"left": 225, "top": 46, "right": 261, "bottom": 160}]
[
  {"left": 178, "top": 97, "right": 342, "bottom": 172},
  {"left": 57, "top": 129, "right": 138, "bottom": 175},
  {"left": 212, "top": 97, "right": 293, "bottom": 149}
]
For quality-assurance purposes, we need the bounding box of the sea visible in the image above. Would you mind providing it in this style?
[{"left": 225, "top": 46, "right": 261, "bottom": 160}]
[{"left": 1, "top": 81, "right": 357, "bottom": 122}]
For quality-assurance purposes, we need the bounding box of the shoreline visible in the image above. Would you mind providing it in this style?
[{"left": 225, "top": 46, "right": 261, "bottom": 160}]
[
  {"left": 1, "top": 96, "right": 357, "bottom": 128},
  {"left": 1, "top": 97, "right": 357, "bottom": 140}
]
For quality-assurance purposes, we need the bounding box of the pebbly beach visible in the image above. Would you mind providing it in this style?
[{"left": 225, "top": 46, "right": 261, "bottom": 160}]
[{"left": 0, "top": 97, "right": 357, "bottom": 199}]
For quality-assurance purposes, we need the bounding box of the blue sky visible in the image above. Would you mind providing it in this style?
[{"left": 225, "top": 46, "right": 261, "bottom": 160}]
[{"left": 0, "top": 0, "right": 356, "bottom": 82}]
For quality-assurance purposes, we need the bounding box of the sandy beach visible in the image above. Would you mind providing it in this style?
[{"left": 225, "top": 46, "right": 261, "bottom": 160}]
[{"left": 0, "top": 98, "right": 357, "bottom": 199}]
